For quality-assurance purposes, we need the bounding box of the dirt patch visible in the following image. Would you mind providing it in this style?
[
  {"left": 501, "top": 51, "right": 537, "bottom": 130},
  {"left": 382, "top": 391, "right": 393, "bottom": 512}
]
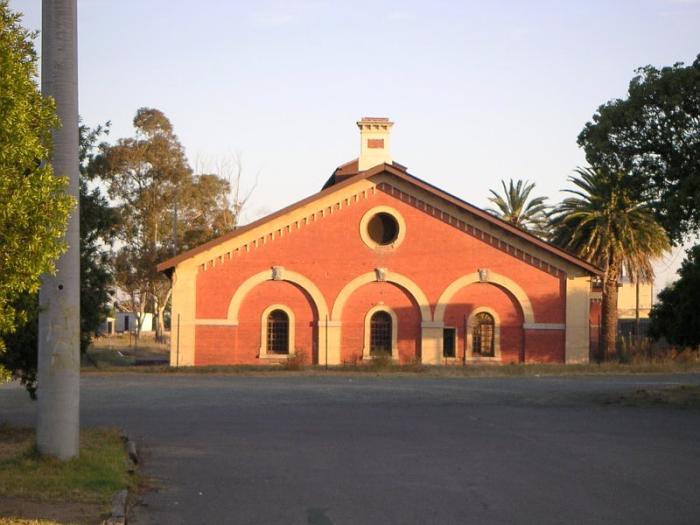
[
  {"left": 604, "top": 385, "right": 700, "bottom": 408},
  {"left": 0, "top": 497, "right": 106, "bottom": 525},
  {"left": 0, "top": 426, "right": 33, "bottom": 462},
  {"left": 0, "top": 519, "right": 61, "bottom": 525}
]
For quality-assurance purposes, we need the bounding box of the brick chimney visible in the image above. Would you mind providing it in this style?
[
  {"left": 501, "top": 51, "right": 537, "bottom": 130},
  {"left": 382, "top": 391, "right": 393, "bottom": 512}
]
[{"left": 357, "top": 117, "right": 393, "bottom": 171}]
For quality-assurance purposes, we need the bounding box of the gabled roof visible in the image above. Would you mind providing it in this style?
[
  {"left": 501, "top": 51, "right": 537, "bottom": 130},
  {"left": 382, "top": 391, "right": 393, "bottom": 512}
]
[
  {"left": 321, "top": 158, "right": 409, "bottom": 189},
  {"left": 157, "top": 162, "right": 602, "bottom": 276}
]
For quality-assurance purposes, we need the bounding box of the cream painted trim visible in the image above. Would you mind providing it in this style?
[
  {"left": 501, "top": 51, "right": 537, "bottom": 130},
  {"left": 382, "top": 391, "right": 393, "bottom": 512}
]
[
  {"left": 359, "top": 205, "right": 407, "bottom": 250},
  {"left": 331, "top": 270, "right": 432, "bottom": 322},
  {"left": 362, "top": 305, "right": 399, "bottom": 360},
  {"left": 317, "top": 320, "right": 342, "bottom": 328},
  {"left": 421, "top": 325, "right": 444, "bottom": 365},
  {"left": 523, "top": 323, "right": 565, "bottom": 330},
  {"left": 466, "top": 307, "right": 501, "bottom": 362},
  {"left": 195, "top": 319, "right": 239, "bottom": 326},
  {"left": 434, "top": 271, "right": 535, "bottom": 324},
  {"left": 227, "top": 269, "right": 329, "bottom": 323},
  {"left": 170, "top": 258, "right": 197, "bottom": 366},
  {"left": 565, "top": 275, "right": 591, "bottom": 363},
  {"left": 259, "top": 304, "right": 295, "bottom": 358}
]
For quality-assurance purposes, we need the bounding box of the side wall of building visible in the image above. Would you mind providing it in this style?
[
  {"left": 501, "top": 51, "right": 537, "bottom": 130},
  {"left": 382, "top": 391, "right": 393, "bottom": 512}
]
[{"left": 174, "top": 176, "right": 589, "bottom": 366}]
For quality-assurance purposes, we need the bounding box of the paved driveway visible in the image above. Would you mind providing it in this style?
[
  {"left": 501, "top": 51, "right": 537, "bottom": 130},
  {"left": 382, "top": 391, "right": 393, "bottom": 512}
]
[{"left": 2, "top": 373, "right": 699, "bottom": 524}]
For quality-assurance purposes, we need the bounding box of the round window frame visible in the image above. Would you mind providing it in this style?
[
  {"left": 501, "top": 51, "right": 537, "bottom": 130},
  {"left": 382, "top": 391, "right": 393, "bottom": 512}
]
[{"left": 359, "top": 206, "right": 406, "bottom": 250}]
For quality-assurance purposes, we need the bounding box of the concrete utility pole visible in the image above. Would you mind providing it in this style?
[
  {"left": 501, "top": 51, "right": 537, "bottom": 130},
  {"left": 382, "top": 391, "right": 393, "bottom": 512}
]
[{"left": 37, "top": 0, "right": 80, "bottom": 460}]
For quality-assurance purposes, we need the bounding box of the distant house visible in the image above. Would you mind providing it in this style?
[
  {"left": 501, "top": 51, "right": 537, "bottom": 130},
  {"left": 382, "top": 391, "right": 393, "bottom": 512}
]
[
  {"left": 157, "top": 118, "right": 602, "bottom": 367},
  {"left": 97, "top": 317, "right": 116, "bottom": 336},
  {"left": 115, "top": 312, "right": 153, "bottom": 333}
]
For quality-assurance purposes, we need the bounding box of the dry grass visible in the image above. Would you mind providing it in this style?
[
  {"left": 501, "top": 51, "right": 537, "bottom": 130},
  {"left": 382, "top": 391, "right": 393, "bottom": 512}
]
[
  {"left": 85, "top": 332, "right": 169, "bottom": 369},
  {"left": 282, "top": 349, "right": 308, "bottom": 371},
  {"left": 615, "top": 339, "right": 700, "bottom": 365},
  {"left": 91, "top": 332, "right": 168, "bottom": 354},
  {"left": 82, "top": 360, "right": 700, "bottom": 378}
]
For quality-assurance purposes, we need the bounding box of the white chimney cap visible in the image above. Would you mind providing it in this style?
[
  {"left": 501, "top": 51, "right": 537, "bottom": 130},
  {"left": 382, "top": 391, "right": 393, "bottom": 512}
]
[{"left": 357, "top": 117, "right": 393, "bottom": 171}]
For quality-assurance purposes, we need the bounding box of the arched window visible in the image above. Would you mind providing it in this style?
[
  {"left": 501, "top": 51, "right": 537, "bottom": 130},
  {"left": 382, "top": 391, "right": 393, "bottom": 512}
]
[
  {"left": 472, "top": 312, "right": 495, "bottom": 357},
  {"left": 370, "top": 311, "right": 392, "bottom": 356},
  {"left": 267, "top": 309, "right": 289, "bottom": 354}
]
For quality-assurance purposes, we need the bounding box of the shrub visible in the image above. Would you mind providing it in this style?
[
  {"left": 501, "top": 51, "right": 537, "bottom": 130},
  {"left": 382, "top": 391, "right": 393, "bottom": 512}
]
[
  {"left": 367, "top": 353, "right": 394, "bottom": 370},
  {"left": 283, "top": 349, "right": 307, "bottom": 371}
]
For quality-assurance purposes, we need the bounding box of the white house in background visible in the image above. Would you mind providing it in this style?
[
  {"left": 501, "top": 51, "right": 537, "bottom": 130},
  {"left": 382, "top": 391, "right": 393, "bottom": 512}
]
[
  {"left": 97, "top": 317, "right": 116, "bottom": 336},
  {"left": 115, "top": 312, "right": 153, "bottom": 333}
]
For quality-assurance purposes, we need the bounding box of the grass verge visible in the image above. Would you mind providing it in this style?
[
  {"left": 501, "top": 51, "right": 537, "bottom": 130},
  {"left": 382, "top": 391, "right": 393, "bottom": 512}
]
[
  {"left": 81, "top": 360, "right": 700, "bottom": 377},
  {"left": 606, "top": 385, "right": 700, "bottom": 408},
  {"left": 0, "top": 424, "right": 137, "bottom": 524}
]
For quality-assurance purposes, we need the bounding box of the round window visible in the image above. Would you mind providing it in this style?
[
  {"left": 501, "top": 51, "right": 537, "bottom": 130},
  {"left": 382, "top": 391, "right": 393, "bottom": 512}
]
[{"left": 367, "top": 212, "right": 399, "bottom": 245}]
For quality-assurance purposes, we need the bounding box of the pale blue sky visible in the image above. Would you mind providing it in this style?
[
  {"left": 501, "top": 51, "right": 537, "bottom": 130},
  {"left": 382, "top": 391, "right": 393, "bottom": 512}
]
[{"left": 10, "top": 0, "right": 700, "bottom": 289}]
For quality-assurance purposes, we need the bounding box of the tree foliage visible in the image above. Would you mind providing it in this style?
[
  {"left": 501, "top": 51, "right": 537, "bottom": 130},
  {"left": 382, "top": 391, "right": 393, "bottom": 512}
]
[
  {"left": 178, "top": 173, "right": 237, "bottom": 250},
  {"left": 79, "top": 122, "right": 118, "bottom": 353},
  {"left": 88, "top": 108, "right": 192, "bottom": 341},
  {"left": 550, "top": 166, "right": 670, "bottom": 358},
  {"left": 88, "top": 108, "right": 242, "bottom": 341},
  {"left": 1, "top": 122, "right": 117, "bottom": 397},
  {"left": 648, "top": 245, "right": 700, "bottom": 349},
  {"left": 0, "top": 293, "right": 38, "bottom": 396},
  {"left": 486, "top": 179, "right": 549, "bottom": 237},
  {"left": 578, "top": 56, "right": 700, "bottom": 243},
  {"left": 0, "top": 2, "right": 72, "bottom": 355}
]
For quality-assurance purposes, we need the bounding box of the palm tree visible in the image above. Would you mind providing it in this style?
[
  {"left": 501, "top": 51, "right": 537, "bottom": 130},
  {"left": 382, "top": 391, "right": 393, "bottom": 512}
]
[
  {"left": 487, "top": 179, "right": 549, "bottom": 237},
  {"left": 550, "top": 167, "right": 670, "bottom": 359}
]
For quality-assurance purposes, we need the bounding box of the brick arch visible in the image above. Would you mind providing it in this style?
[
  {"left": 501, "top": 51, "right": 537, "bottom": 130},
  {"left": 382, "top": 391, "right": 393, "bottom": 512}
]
[
  {"left": 434, "top": 272, "right": 535, "bottom": 324},
  {"left": 227, "top": 269, "right": 329, "bottom": 323},
  {"left": 331, "top": 271, "right": 432, "bottom": 322}
]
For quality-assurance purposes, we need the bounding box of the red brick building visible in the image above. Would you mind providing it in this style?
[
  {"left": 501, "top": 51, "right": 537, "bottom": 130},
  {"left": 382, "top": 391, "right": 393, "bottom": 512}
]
[{"left": 158, "top": 118, "right": 600, "bottom": 366}]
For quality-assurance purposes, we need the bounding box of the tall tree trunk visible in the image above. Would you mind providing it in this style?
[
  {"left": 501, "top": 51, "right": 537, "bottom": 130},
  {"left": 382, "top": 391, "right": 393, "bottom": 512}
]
[
  {"left": 600, "top": 264, "right": 620, "bottom": 360},
  {"left": 135, "top": 301, "right": 146, "bottom": 349},
  {"left": 155, "top": 287, "right": 172, "bottom": 344},
  {"left": 37, "top": 0, "right": 80, "bottom": 460},
  {"left": 155, "top": 306, "right": 164, "bottom": 343}
]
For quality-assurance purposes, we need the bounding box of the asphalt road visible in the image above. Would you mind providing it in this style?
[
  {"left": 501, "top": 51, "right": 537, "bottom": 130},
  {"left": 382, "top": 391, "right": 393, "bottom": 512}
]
[{"left": 2, "top": 373, "right": 699, "bottom": 525}]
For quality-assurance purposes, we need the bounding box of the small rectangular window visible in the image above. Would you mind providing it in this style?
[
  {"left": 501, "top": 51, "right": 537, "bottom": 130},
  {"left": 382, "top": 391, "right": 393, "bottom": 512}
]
[{"left": 443, "top": 327, "right": 456, "bottom": 358}]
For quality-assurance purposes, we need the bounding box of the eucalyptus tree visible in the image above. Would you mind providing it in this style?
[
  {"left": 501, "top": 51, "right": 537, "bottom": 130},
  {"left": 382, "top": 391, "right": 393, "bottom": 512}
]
[
  {"left": 550, "top": 167, "right": 670, "bottom": 359},
  {"left": 89, "top": 108, "right": 243, "bottom": 341},
  {"left": 487, "top": 179, "right": 549, "bottom": 237},
  {"left": 89, "top": 108, "right": 190, "bottom": 342}
]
